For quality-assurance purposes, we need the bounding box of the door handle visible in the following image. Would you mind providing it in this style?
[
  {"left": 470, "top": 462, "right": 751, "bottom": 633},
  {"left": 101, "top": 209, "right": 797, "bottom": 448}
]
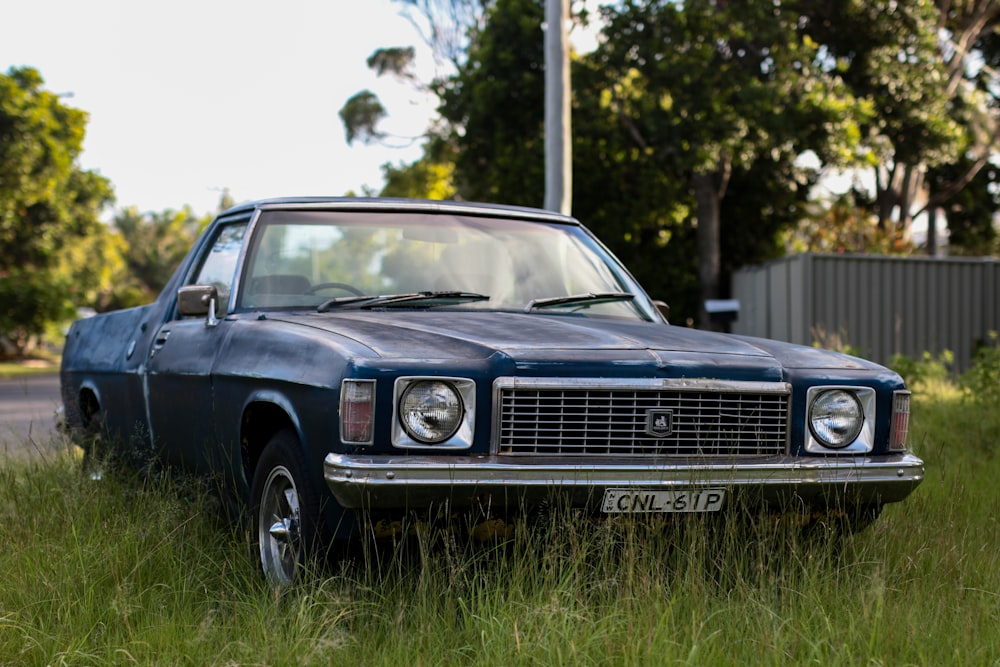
[{"left": 151, "top": 329, "right": 171, "bottom": 355}]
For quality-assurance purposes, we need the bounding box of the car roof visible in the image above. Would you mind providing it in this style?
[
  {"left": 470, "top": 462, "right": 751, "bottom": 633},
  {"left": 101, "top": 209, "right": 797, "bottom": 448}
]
[{"left": 219, "top": 196, "right": 580, "bottom": 226}]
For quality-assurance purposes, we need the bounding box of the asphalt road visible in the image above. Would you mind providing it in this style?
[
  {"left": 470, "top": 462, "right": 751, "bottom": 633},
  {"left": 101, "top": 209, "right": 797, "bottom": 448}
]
[{"left": 0, "top": 373, "right": 67, "bottom": 459}]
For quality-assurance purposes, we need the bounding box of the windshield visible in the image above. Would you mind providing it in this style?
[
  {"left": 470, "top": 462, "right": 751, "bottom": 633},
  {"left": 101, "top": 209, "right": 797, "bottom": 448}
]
[{"left": 237, "top": 209, "right": 652, "bottom": 320}]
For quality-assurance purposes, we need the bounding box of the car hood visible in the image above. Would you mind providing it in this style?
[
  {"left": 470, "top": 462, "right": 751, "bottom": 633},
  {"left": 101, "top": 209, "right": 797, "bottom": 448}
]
[{"left": 267, "top": 311, "right": 883, "bottom": 376}]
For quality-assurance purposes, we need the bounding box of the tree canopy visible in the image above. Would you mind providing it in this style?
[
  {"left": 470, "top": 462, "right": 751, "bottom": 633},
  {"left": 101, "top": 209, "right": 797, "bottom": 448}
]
[
  {"left": 0, "top": 66, "right": 113, "bottom": 356},
  {"left": 4, "top": 1, "right": 997, "bottom": 355},
  {"left": 595, "top": 0, "right": 871, "bottom": 325},
  {"left": 343, "top": 0, "right": 999, "bottom": 325},
  {"left": 0, "top": 67, "right": 220, "bottom": 357}
]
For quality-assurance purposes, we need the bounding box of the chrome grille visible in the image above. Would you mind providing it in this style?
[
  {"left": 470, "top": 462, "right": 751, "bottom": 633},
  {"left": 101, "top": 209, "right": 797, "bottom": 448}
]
[{"left": 494, "top": 378, "right": 789, "bottom": 457}]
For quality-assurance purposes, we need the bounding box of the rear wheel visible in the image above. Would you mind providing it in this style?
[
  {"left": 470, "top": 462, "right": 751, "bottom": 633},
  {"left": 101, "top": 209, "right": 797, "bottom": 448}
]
[
  {"left": 250, "top": 429, "right": 324, "bottom": 586},
  {"left": 77, "top": 396, "right": 111, "bottom": 479}
]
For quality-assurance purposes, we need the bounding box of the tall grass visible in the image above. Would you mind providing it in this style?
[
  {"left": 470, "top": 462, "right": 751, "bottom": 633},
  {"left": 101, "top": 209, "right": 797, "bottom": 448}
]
[{"left": 1, "top": 374, "right": 998, "bottom": 666}]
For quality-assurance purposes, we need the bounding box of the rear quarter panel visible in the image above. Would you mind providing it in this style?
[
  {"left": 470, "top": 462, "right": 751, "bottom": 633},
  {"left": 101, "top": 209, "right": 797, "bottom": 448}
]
[{"left": 60, "top": 304, "right": 157, "bottom": 443}]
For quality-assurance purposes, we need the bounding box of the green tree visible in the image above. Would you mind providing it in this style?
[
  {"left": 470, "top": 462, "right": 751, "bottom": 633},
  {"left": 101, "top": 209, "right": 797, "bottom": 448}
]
[
  {"left": 348, "top": 0, "right": 825, "bottom": 322},
  {"left": 351, "top": 0, "right": 997, "bottom": 323},
  {"left": 0, "top": 67, "right": 113, "bottom": 356},
  {"left": 105, "top": 206, "right": 205, "bottom": 308},
  {"left": 436, "top": 0, "right": 547, "bottom": 205},
  {"left": 339, "top": 91, "right": 388, "bottom": 146},
  {"left": 55, "top": 216, "right": 130, "bottom": 312},
  {"left": 805, "top": 0, "right": 997, "bottom": 238},
  {"left": 927, "top": 0, "right": 1000, "bottom": 255},
  {"left": 931, "top": 157, "right": 999, "bottom": 256},
  {"left": 339, "top": 45, "right": 435, "bottom": 150},
  {"left": 568, "top": 56, "right": 694, "bottom": 314},
  {"left": 380, "top": 155, "right": 456, "bottom": 200},
  {"left": 597, "top": 0, "right": 868, "bottom": 327}
]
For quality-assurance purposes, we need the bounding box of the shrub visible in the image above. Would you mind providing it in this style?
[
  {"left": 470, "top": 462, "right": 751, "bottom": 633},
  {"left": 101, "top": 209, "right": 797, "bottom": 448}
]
[
  {"left": 889, "top": 350, "right": 954, "bottom": 389},
  {"left": 961, "top": 331, "right": 1000, "bottom": 407}
]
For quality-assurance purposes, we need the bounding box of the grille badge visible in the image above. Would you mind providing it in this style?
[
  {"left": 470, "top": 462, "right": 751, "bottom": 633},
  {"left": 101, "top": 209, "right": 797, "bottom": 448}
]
[{"left": 646, "top": 410, "right": 674, "bottom": 438}]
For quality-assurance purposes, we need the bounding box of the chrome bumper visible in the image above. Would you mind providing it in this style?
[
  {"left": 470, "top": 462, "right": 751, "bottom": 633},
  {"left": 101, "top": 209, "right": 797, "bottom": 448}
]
[{"left": 324, "top": 452, "right": 925, "bottom": 510}]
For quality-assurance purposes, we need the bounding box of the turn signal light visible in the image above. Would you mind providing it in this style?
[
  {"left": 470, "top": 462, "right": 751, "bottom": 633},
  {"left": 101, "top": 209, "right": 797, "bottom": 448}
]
[{"left": 340, "top": 379, "right": 375, "bottom": 445}]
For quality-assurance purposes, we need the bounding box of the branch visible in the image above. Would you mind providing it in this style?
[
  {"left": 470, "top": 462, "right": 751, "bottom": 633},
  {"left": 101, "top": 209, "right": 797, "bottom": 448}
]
[
  {"left": 916, "top": 124, "right": 1000, "bottom": 216},
  {"left": 610, "top": 83, "right": 649, "bottom": 150},
  {"left": 943, "top": 0, "right": 1000, "bottom": 98}
]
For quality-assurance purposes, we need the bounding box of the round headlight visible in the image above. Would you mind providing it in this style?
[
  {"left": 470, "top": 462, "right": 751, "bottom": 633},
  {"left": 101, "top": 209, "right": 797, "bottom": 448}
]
[
  {"left": 399, "top": 380, "right": 463, "bottom": 444},
  {"left": 809, "top": 389, "right": 864, "bottom": 449}
]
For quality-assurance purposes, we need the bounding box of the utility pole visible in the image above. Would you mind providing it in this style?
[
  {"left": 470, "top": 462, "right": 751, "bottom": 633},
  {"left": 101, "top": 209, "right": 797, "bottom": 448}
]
[{"left": 544, "top": 0, "right": 572, "bottom": 215}]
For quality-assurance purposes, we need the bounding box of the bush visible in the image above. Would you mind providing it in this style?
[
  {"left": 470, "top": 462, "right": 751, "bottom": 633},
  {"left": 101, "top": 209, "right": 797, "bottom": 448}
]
[
  {"left": 0, "top": 269, "right": 76, "bottom": 358},
  {"left": 889, "top": 350, "right": 954, "bottom": 389},
  {"left": 961, "top": 331, "right": 1000, "bottom": 407}
]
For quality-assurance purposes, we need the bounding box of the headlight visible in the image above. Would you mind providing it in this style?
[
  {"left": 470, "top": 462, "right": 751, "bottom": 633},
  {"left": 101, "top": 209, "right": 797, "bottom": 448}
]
[
  {"left": 808, "top": 389, "right": 864, "bottom": 448},
  {"left": 399, "top": 380, "right": 464, "bottom": 444}
]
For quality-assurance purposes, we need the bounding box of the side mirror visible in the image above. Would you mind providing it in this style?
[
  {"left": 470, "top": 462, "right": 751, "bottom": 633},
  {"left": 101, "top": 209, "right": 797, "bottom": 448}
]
[
  {"left": 652, "top": 300, "right": 670, "bottom": 322},
  {"left": 178, "top": 285, "right": 220, "bottom": 324}
]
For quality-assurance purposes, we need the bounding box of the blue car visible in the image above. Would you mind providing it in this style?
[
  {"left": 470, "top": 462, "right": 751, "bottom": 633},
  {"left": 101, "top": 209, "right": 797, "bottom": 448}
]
[{"left": 60, "top": 197, "right": 924, "bottom": 584}]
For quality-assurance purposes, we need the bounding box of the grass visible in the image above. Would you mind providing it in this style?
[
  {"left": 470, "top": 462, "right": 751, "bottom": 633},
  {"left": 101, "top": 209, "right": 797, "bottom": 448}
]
[
  {"left": 1, "top": 376, "right": 999, "bottom": 666},
  {"left": 0, "top": 348, "right": 61, "bottom": 378},
  {"left": 0, "top": 360, "right": 58, "bottom": 379}
]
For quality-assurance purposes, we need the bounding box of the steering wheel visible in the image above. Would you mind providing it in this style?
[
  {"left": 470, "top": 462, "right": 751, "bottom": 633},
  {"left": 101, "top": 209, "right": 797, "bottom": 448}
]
[{"left": 304, "top": 282, "right": 366, "bottom": 297}]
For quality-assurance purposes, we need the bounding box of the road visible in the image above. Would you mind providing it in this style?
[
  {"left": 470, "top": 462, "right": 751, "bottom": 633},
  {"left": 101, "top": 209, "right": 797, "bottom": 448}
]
[{"left": 0, "top": 373, "right": 68, "bottom": 459}]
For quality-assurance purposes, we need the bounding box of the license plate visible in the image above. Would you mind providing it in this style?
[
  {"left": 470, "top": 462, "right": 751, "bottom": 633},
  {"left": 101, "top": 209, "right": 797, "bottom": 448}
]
[{"left": 601, "top": 488, "right": 726, "bottom": 514}]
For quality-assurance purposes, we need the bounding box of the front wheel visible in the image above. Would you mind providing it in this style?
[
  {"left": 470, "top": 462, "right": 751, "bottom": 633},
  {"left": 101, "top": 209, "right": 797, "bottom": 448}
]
[{"left": 250, "top": 429, "right": 324, "bottom": 586}]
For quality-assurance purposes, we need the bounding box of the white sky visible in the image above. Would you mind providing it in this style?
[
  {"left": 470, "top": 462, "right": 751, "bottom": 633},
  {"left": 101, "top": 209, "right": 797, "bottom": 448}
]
[{"left": 2, "top": 0, "right": 438, "bottom": 218}]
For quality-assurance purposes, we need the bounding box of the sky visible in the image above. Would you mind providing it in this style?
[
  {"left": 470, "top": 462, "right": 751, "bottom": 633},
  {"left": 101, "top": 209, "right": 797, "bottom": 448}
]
[{"left": 2, "top": 0, "right": 439, "bottom": 218}]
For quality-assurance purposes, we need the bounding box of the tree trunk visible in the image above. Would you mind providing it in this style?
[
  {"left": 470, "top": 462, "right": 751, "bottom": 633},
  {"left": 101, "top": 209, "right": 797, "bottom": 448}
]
[
  {"left": 693, "top": 170, "right": 723, "bottom": 330},
  {"left": 877, "top": 162, "right": 926, "bottom": 239},
  {"left": 876, "top": 165, "right": 899, "bottom": 231},
  {"left": 926, "top": 206, "right": 938, "bottom": 256}
]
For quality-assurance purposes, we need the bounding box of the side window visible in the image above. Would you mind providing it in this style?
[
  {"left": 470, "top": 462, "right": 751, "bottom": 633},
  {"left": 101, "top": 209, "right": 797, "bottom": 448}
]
[{"left": 191, "top": 223, "right": 248, "bottom": 313}]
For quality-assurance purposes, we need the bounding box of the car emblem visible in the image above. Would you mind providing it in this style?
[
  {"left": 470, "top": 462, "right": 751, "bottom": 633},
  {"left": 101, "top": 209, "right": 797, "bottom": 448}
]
[{"left": 646, "top": 410, "right": 674, "bottom": 437}]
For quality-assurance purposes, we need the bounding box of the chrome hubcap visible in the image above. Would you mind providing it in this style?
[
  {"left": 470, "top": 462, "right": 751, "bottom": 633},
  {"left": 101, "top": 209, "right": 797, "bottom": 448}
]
[
  {"left": 259, "top": 467, "right": 301, "bottom": 586},
  {"left": 269, "top": 516, "right": 292, "bottom": 542}
]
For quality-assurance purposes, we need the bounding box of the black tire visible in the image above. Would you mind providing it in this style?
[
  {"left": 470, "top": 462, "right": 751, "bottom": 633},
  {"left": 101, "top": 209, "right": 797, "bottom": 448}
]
[
  {"left": 78, "top": 405, "right": 112, "bottom": 479},
  {"left": 249, "top": 428, "right": 325, "bottom": 586}
]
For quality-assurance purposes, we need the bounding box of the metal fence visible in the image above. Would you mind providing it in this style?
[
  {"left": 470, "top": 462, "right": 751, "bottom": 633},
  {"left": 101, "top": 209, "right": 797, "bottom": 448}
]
[{"left": 732, "top": 253, "right": 1000, "bottom": 373}]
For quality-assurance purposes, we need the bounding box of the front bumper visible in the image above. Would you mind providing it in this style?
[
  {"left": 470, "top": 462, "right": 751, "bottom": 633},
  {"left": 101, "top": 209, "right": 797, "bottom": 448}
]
[{"left": 324, "top": 452, "right": 925, "bottom": 511}]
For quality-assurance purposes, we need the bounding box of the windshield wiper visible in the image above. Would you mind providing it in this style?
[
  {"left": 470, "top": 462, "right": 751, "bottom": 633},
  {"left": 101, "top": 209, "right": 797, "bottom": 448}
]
[
  {"left": 524, "top": 292, "right": 635, "bottom": 312},
  {"left": 361, "top": 291, "right": 489, "bottom": 309},
  {"left": 316, "top": 295, "right": 382, "bottom": 312},
  {"left": 317, "top": 292, "right": 489, "bottom": 312}
]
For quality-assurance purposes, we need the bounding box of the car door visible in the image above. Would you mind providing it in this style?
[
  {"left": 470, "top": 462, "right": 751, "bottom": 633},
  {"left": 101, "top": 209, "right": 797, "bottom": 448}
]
[{"left": 144, "top": 220, "right": 249, "bottom": 474}]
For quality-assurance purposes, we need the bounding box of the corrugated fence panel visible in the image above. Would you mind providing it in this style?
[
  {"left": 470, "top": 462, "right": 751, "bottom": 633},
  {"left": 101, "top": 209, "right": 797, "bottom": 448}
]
[
  {"left": 788, "top": 255, "right": 810, "bottom": 346},
  {"left": 770, "top": 259, "right": 791, "bottom": 342},
  {"left": 733, "top": 254, "right": 1000, "bottom": 373},
  {"left": 750, "top": 264, "right": 770, "bottom": 339},
  {"left": 732, "top": 265, "right": 762, "bottom": 338}
]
